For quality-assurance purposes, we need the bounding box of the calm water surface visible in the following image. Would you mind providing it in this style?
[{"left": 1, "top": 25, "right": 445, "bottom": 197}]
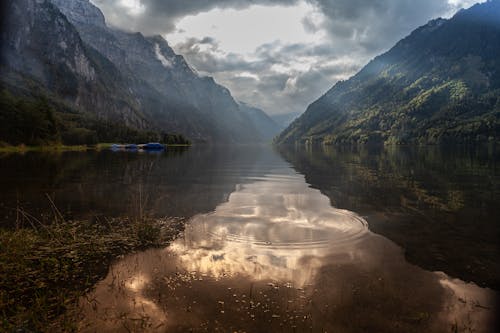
[{"left": 0, "top": 145, "right": 498, "bottom": 332}]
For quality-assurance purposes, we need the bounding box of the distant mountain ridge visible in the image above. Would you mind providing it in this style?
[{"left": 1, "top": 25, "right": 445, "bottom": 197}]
[
  {"left": 271, "top": 112, "right": 302, "bottom": 129},
  {"left": 1, "top": 0, "right": 277, "bottom": 144},
  {"left": 276, "top": 0, "right": 500, "bottom": 145},
  {"left": 238, "top": 102, "right": 281, "bottom": 141}
]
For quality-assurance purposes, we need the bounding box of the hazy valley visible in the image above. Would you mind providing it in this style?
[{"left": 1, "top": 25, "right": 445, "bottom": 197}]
[{"left": 0, "top": 1, "right": 498, "bottom": 332}]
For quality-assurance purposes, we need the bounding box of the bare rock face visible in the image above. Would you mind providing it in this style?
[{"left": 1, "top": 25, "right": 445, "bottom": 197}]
[
  {"left": 48, "top": 0, "right": 265, "bottom": 143},
  {"left": 2, "top": 0, "right": 94, "bottom": 86},
  {"left": 1, "top": 0, "right": 146, "bottom": 129},
  {"left": 50, "top": 0, "right": 106, "bottom": 28},
  {"left": 1, "top": 0, "right": 274, "bottom": 142}
]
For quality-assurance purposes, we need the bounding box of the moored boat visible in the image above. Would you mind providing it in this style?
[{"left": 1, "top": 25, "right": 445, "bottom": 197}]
[{"left": 142, "top": 143, "right": 165, "bottom": 150}]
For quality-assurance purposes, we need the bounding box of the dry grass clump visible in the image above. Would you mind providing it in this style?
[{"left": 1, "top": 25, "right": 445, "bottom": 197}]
[{"left": 0, "top": 216, "right": 185, "bottom": 331}]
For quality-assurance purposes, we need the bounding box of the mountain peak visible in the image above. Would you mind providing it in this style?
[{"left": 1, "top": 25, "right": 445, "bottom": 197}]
[
  {"left": 452, "top": 0, "right": 500, "bottom": 26},
  {"left": 49, "top": 0, "right": 106, "bottom": 27},
  {"left": 426, "top": 17, "right": 446, "bottom": 28},
  {"left": 276, "top": 0, "right": 500, "bottom": 145},
  {"left": 45, "top": 0, "right": 270, "bottom": 143}
]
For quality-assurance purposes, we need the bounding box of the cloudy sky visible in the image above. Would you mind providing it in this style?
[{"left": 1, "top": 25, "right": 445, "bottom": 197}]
[{"left": 92, "top": 0, "right": 482, "bottom": 116}]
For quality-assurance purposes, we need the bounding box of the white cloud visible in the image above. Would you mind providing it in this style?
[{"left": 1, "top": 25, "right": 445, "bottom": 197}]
[
  {"left": 166, "top": 2, "right": 326, "bottom": 55},
  {"left": 119, "top": 0, "right": 146, "bottom": 15},
  {"left": 154, "top": 44, "right": 173, "bottom": 68},
  {"left": 91, "top": 0, "right": 487, "bottom": 116},
  {"left": 237, "top": 72, "right": 260, "bottom": 81}
]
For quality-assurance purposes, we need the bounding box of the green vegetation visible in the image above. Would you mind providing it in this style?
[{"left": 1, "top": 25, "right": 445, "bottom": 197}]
[
  {"left": 0, "top": 216, "right": 185, "bottom": 331},
  {"left": 0, "top": 89, "right": 191, "bottom": 148},
  {"left": 0, "top": 143, "right": 90, "bottom": 153},
  {"left": 0, "top": 90, "right": 59, "bottom": 146},
  {"left": 276, "top": 2, "right": 500, "bottom": 145}
]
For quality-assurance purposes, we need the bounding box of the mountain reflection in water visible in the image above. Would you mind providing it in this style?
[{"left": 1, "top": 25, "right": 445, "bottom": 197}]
[
  {"left": 278, "top": 145, "right": 500, "bottom": 289},
  {"left": 77, "top": 146, "right": 497, "bottom": 333}
]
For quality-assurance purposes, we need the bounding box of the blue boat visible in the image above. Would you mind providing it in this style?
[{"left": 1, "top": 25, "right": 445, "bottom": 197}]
[
  {"left": 142, "top": 142, "right": 165, "bottom": 150},
  {"left": 110, "top": 144, "right": 123, "bottom": 151},
  {"left": 125, "top": 144, "right": 138, "bottom": 150}
]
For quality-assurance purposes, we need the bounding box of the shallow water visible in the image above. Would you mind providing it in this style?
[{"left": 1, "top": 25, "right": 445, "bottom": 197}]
[{"left": 0, "top": 145, "right": 498, "bottom": 332}]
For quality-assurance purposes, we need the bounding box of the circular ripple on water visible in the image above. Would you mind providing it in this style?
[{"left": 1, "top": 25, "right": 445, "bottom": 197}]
[{"left": 196, "top": 208, "right": 369, "bottom": 250}]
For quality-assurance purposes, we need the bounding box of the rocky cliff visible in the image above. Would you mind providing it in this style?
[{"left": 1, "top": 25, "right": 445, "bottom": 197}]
[
  {"left": 1, "top": 0, "right": 271, "bottom": 144},
  {"left": 1, "top": 0, "right": 146, "bottom": 129},
  {"left": 49, "top": 0, "right": 261, "bottom": 143}
]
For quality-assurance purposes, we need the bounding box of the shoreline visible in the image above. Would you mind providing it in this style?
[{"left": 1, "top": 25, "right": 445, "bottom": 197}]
[
  {"left": 0, "top": 216, "right": 186, "bottom": 331},
  {"left": 0, "top": 143, "right": 192, "bottom": 153}
]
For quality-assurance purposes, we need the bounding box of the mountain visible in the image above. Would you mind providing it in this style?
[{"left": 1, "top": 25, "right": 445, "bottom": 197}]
[
  {"left": 238, "top": 102, "right": 281, "bottom": 141},
  {"left": 0, "top": 0, "right": 154, "bottom": 145},
  {"left": 48, "top": 0, "right": 261, "bottom": 144},
  {"left": 276, "top": 0, "right": 500, "bottom": 145},
  {"left": 271, "top": 112, "right": 301, "bottom": 129},
  {"left": 0, "top": 0, "right": 265, "bottom": 145}
]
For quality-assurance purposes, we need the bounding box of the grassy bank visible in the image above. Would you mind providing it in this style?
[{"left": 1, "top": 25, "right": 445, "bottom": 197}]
[
  {"left": 0, "top": 216, "right": 185, "bottom": 331},
  {"left": 0, "top": 142, "right": 192, "bottom": 153},
  {"left": 0, "top": 144, "right": 90, "bottom": 153}
]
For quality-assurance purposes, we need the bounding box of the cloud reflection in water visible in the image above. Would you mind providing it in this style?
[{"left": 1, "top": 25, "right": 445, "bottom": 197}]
[
  {"left": 77, "top": 162, "right": 496, "bottom": 332},
  {"left": 170, "top": 172, "right": 369, "bottom": 286}
]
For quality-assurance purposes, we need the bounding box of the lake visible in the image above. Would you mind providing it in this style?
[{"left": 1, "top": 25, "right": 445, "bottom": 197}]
[{"left": 0, "top": 145, "right": 498, "bottom": 332}]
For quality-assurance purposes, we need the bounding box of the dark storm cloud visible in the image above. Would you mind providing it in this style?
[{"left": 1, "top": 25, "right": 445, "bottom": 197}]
[
  {"left": 91, "top": 0, "right": 479, "bottom": 115},
  {"left": 92, "top": 0, "right": 300, "bottom": 33},
  {"left": 94, "top": 0, "right": 452, "bottom": 42},
  {"left": 310, "top": 0, "right": 450, "bottom": 53}
]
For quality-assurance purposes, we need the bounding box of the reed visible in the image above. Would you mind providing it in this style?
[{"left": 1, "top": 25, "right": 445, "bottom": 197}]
[{"left": 0, "top": 213, "right": 185, "bottom": 331}]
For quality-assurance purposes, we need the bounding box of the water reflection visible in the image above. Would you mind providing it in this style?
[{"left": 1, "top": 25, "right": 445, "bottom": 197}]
[
  {"left": 77, "top": 148, "right": 497, "bottom": 333},
  {"left": 170, "top": 171, "right": 368, "bottom": 287},
  {"left": 278, "top": 145, "right": 500, "bottom": 290},
  {"left": 0, "top": 146, "right": 279, "bottom": 225}
]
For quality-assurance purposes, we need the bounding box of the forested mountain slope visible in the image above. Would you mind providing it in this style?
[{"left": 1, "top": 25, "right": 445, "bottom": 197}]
[
  {"left": 277, "top": 0, "right": 500, "bottom": 145},
  {"left": 0, "top": 0, "right": 273, "bottom": 145}
]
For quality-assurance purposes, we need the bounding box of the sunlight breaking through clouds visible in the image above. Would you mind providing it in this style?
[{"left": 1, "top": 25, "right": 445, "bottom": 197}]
[
  {"left": 118, "top": 0, "right": 145, "bottom": 15},
  {"left": 92, "top": 0, "right": 487, "bottom": 115}
]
